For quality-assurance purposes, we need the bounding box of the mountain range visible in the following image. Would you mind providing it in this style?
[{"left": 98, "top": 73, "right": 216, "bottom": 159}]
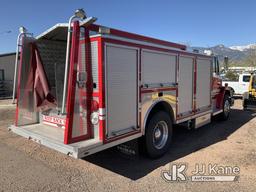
[{"left": 191, "top": 43, "right": 256, "bottom": 63}]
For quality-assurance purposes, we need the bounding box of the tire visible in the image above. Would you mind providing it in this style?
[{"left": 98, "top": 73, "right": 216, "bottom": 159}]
[
  {"left": 220, "top": 94, "right": 231, "bottom": 120},
  {"left": 143, "top": 111, "right": 173, "bottom": 158},
  {"left": 243, "top": 99, "right": 247, "bottom": 110},
  {"left": 230, "top": 88, "right": 235, "bottom": 97}
]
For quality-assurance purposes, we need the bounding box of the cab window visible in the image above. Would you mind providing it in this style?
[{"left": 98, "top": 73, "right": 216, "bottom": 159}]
[
  {"left": 252, "top": 76, "right": 256, "bottom": 89},
  {"left": 212, "top": 57, "right": 219, "bottom": 75},
  {"left": 242, "top": 75, "right": 251, "bottom": 82}
]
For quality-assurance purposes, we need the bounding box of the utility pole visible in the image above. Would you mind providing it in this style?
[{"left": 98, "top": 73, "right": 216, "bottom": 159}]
[{"left": 224, "top": 56, "right": 229, "bottom": 71}]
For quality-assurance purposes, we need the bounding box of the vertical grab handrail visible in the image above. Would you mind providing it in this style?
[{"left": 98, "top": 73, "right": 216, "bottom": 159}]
[
  {"left": 61, "top": 15, "right": 78, "bottom": 114},
  {"left": 12, "top": 33, "right": 23, "bottom": 104},
  {"left": 61, "top": 8, "right": 96, "bottom": 114}
]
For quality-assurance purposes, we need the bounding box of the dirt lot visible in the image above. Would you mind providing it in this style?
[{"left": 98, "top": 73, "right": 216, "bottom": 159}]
[{"left": 0, "top": 99, "right": 255, "bottom": 192}]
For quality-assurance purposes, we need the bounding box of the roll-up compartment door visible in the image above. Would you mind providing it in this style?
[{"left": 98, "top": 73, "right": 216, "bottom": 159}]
[
  {"left": 142, "top": 50, "right": 176, "bottom": 87},
  {"left": 178, "top": 56, "right": 194, "bottom": 116},
  {"left": 105, "top": 44, "right": 138, "bottom": 138},
  {"left": 196, "top": 58, "right": 212, "bottom": 110}
]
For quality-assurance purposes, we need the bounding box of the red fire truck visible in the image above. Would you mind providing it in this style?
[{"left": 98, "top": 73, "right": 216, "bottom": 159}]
[{"left": 10, "top": 9, "right": 232, "bottom": 158}]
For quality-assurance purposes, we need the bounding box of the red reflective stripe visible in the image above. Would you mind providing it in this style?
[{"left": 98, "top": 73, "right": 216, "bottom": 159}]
[
  {"left": 98, "top": 37, "right": 105, "bottom": 141},
  {"left": 103, "top": 38, "right": 210, "bottom": 59},
  {"left": 87, "top": 24, "right": 186, "bottom": 50},
  {"left": 64, "top": 21, "right": 80, "bottom": 144},
  {"left": 141, "top": 87, "right": 177, "bottom": 94},
  {"left": 76, "top": 91, "right": 99, "bottom": 97},
  {"left": 80, "top": 36, "right": 101, "bottom": 44},
  {"left": 85, "top": 29, "right": 93, "bottom": 140},
  {"left": 99, "top": 119, "right": 104, "bottom": 141}
]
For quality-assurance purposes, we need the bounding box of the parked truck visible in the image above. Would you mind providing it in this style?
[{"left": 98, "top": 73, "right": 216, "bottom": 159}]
[
  {"left": 10, "top": 9, "right": 232, "bottom": 158},
  {"left": 243, "top": 73, "right": 256, "bottom": 109},
  {"left": 222, "top": 73, "right": 251, "bottom": 96}
]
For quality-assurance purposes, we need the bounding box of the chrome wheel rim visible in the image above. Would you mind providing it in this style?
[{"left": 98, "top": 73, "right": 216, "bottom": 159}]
[
  {"left": 153, "top": 121, "right": 168, "bottom": 149},
  {"left": 224, "top": 100, "right": 230, "bottom": 116}
]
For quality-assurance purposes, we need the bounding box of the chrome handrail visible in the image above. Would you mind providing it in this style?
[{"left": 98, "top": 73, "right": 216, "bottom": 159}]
[
  {"left": 12, "top": 30, "right": 33, "bottom": 104},
  {"left": 61, "top": 10, "right": 96, "bottom": 114}
]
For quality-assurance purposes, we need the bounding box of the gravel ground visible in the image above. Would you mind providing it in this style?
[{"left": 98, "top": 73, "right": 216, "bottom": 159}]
[{"left": 0, "top": 99, "right": 255, "bottom": 192}]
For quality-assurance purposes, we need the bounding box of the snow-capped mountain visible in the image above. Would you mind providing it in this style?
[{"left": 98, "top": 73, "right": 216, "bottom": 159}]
[
  {"left": 229, "top": 44, "right": 256, "bottom": 51},
  {"left": 191, "top": 44, "right": 254, "bottom": 63}
]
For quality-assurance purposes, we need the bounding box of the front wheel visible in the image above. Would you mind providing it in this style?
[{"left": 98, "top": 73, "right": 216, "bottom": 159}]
[
  {"left": 220, "top": 95, "right": 231, "bottom": 120},
  {"left": 144, "top": 111, "right": 173, "bottom": 158}
]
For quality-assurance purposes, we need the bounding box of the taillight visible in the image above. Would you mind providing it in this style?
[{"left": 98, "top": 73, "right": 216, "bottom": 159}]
[{"left": 91, "top": 100, "right": 99, "bottom": 111}]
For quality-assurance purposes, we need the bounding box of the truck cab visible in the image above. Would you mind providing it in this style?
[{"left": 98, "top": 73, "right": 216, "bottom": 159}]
[
  {"left": 222, "top": 73, "right": 251, "bottom": 95},
  {"left": 243, "top": 74, "right": 256, "bottom": 109}
]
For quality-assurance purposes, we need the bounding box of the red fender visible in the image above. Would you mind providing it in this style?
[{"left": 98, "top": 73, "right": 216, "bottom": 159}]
[{"left": 216, "top": 87, "right": 226, "bottom": 109}]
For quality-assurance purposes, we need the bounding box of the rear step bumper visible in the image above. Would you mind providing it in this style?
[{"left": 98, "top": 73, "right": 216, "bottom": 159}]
[
  {"left": 9, "top": 125, "right": 102, "bottom": 158},
  {"left": 244, "top": 98, "right": 256, "bottom": 110},
  {"left": 244, "top": 105, "right": 256, "bottom": 110}
]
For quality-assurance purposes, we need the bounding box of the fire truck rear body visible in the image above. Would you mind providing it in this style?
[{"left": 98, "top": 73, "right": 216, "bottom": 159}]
[{"left": 10, "top": 20, "right": 231, "bottom": 158}]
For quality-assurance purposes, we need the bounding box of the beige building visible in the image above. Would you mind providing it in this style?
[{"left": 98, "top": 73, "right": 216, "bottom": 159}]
[{"left": 0, "top": 52, "right": 16, "bottom": 98}]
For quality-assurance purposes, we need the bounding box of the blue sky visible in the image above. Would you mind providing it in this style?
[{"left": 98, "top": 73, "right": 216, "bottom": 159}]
[{"left": 0, "top": 0, "right": 255, "bottom": 53}]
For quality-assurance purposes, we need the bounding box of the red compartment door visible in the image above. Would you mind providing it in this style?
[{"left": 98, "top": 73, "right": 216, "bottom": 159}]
[{"left": 64, "top": 21, "right": 92, "bottom": 144}]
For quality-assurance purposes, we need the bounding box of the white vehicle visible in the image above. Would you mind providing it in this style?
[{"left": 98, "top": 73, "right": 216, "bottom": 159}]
[
  {"left": 10, "top": 9, "right": 232, "bottom": 159},
  {"left": 222, "top": 73, "right": 251, "bottom": 95}
]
